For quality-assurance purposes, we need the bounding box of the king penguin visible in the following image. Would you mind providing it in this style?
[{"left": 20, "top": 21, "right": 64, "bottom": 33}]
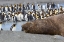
[{"left": 10, "top": 24, "right": 16, "bottom": 31}]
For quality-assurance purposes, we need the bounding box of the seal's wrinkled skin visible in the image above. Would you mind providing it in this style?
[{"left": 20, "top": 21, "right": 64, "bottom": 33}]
[{"left": 22, "top": 14, "right": 64, "bottom": 36}]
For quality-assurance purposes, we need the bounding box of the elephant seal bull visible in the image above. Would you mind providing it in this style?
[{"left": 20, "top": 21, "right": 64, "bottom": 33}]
[{"left": 22, "top": 14, "right": 64, "bottom": 36}]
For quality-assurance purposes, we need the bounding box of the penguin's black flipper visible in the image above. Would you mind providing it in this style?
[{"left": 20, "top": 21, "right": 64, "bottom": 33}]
[{"left": 10, "top": 26, "right": 13, "bottom": 31}]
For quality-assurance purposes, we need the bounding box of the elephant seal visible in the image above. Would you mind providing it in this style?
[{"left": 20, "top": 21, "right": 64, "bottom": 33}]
[{"left": 22, "top": 14, "right": 64, "bottom": 36}]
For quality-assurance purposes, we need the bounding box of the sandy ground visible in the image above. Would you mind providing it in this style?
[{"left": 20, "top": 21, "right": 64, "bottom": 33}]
[{"left": 0, "top": 31, "right": 64, "bottom": 42}]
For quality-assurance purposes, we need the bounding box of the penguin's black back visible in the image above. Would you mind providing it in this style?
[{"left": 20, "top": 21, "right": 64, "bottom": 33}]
[{"left": 10, "top": 26, "right": 13, "bottom": 31}]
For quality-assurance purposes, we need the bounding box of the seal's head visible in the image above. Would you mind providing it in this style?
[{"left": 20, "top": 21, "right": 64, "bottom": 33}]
[{"left": 22, "top": 22, "right": 32, "bottom": 31}]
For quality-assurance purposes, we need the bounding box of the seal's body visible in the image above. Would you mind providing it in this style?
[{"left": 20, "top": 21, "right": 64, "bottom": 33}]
[{"left": 22, "top": 14, "right": 64, "bottom": 36}]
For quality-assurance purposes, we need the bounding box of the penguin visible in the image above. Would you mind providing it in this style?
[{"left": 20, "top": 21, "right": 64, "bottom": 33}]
[
  {"left": 9, "top": 6, "right": 12, "bottom": 12},
  {"left": 17, "top": 12, "right": 22, "bottom": 22},
  {"left": 4, "top": 14, "right": 7, "bottom": 21},
  {"left": 8, "top": 13, "right": 11, "bottom": 21},
  {"left": 12, "top": 12, "right": 17, "bottom": 22},
  {"left": 5, "top": 6, "right": 8, "bottom": 12},
  {"left": 10, "top": 24, "right": 16, "bottom": 31},
  {"left": 38, "top": 4, "right": 41, "bottom": 11},
  {"left": 25, "top": 14, "right": 28, "bottom": 21},
  {"left": 0, "top": 22, "right": 3, "bottom": 30},
  {"left": 50, "top": 10, "right": 53, "bottom": 16}
]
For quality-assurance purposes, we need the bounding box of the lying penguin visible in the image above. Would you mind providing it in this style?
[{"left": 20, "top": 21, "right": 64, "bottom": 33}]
[
  {"left": 10, "top": 24, "right": 16, "bottom": 31},
  {"left": 0, "top": 22, "right": 3, "bottom": 30}
]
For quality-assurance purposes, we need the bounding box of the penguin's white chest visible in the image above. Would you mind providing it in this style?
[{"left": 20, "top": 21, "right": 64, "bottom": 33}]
[
  {"left": 17, "top": 14, "right": 21, "bottom": 21},
  {"left": 12, "top": 27, "right": 16, "bottom": 31},
  {"left": 21, "top": 14, "right": 23, "bottom": 19},
  {"left": 5, "top": 7, "right": 8, "bottom": 11},
  {"left": 9, "top": 7, "right": 12, "bottom": 11}
]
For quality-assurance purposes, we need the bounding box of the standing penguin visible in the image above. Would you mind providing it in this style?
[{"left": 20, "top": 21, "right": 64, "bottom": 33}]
[
  {"left": 17, "top": 12, "right": 22, "bottom": 22},
  {"left": 12, "top": 13, "right": 17, "bottom": 22},
  {"left": 0, "top": 22, "right": 3, "bottom": 30},
  {"left": 10, "top": 24, "right": 16, "bottom": 31}
]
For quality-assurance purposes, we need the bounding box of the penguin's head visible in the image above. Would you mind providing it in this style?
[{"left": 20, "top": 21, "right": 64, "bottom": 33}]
[{"left": 13, "top": 24, "right": 16, "bottom": 27}]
